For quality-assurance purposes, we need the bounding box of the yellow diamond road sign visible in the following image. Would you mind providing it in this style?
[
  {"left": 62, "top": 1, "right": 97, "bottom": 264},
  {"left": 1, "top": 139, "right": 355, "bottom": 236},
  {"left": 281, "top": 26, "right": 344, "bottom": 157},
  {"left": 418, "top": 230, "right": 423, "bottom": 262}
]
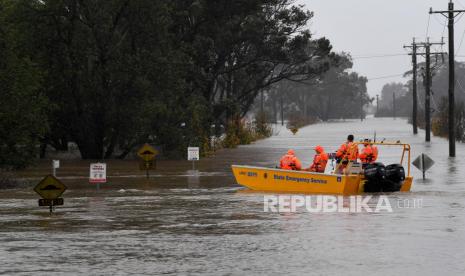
[
  {"left": 137, "top": 144, "right": 158, "bottom": 161},
  {"left": 34, "top": 175, "right": 67, "bottom": 200}
]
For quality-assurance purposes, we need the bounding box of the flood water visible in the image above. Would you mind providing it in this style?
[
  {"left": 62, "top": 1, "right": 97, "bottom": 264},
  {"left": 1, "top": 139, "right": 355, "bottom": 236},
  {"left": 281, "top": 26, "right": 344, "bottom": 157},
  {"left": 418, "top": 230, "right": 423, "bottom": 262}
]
[{"left": 1, "top": 117, "right": 464, "bottom": 275}]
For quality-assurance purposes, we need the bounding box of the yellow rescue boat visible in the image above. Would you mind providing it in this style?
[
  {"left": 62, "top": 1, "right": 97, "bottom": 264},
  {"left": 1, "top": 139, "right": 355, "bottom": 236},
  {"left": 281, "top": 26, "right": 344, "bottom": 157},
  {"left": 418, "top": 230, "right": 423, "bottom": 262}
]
[{"left": 232, "top": 142, "right": 413, "bottom": 195}]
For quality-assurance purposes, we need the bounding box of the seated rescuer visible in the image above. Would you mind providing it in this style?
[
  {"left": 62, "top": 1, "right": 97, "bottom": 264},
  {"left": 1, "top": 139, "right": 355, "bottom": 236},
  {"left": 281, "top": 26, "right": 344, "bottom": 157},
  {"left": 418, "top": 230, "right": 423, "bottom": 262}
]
[
  {"left": 359, "top": 139, "right": 378, "bottom": 165},
  {"left": 307, "top": 145, "right": 329, "bottom": 173},
  {"left": 280, "top": 149, "right": 302, "bottom": 170},
  {"left": 335, "top": 134, "right": 359, "bottom": 173}
]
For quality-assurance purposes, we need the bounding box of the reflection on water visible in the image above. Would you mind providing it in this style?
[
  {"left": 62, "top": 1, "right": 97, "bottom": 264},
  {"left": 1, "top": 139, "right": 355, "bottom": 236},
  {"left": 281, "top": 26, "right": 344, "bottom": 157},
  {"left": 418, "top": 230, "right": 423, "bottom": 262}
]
[{"left": 1, "top": 118, "right": 465, "bottom": 275}]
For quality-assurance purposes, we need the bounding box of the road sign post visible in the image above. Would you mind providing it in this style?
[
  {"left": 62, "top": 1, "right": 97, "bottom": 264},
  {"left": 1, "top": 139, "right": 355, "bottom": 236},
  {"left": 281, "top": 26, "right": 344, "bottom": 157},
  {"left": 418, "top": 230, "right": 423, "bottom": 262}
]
[
  {"left": 52, "top": 160, "right": 60, "bottom": 177},
  {"left": 34, "top": 175, "right": 67, "bottom": 214},
  {"left": 90, "top": 163, "right": 107, "bottom": 189},
  {"left": 421, "top": 154, "right": 425, "bottom": 179},
  {"left": 412, "top": 153, "right": 435, "bottom": 179},
  {"left": 187, "top": 147, "right": 199, "bottom": 171},
  {"left": 137, "top": 144, "right": 158, "bottom": 178}
]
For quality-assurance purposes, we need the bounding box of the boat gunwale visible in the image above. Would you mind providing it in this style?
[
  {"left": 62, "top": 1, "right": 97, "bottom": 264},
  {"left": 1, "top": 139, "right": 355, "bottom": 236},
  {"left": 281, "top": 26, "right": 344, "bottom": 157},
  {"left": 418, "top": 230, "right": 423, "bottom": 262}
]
[{"left": 231, "top": 165, "right": 346, "bottom": 177}]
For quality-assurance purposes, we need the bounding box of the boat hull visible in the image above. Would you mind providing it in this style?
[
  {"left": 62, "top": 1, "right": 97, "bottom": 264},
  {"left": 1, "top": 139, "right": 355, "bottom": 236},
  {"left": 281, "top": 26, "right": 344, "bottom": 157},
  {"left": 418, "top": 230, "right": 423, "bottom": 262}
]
[{"left": 232, "top": 165, "right": 413, "bottom": 195}]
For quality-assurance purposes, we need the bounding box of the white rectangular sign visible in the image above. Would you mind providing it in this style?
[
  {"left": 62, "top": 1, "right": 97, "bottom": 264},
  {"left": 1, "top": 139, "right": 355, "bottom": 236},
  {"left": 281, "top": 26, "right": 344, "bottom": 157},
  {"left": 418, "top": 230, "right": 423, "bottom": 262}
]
[
  {"left": 187, "top": 147, "right": 200, "bottom": 161},
  {"left": 89, "top": 163, "right": 107, "bottom": 183},
  {"left": 52, "top": 160, "right": 60, "bottom": 169}
]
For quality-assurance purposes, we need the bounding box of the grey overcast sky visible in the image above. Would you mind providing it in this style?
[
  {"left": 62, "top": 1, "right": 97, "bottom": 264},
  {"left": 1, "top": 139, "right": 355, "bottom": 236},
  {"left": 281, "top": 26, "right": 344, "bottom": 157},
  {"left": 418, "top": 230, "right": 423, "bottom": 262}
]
[{"left": 298, "top": 0, "right": 465, "bottom": 97}]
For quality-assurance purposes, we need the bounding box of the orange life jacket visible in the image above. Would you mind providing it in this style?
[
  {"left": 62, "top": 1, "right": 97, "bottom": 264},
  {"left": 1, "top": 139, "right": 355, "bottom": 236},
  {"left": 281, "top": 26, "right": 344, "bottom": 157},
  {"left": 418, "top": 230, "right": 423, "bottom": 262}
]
[
  {"left": 336, "top": 142, "right": 358, "bottom": 161},
  {"left": 310, "top": 152, "right": 329, "bottom": 173},
  {"left": 360, "top": 145, "right": 378, "bottom": 164},
  {"left": 280, "top": 154, "right": 302, "bottom": 170}
]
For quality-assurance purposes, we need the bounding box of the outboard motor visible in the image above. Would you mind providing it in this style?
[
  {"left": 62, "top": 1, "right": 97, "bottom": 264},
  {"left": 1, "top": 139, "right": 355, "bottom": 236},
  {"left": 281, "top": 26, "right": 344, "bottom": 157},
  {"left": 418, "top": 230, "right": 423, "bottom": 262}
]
[
  {"left": 364, "top": 162, "right": 386, "bottom": 180},
  {"left": 385, "top": 164, "right": 405, "bottom": 182},
  {"left": 382, "top": 164, "right": 405, "bottom": 192},
  {"left": 363, "top": 162, "right": 386, "bottom": 192}
]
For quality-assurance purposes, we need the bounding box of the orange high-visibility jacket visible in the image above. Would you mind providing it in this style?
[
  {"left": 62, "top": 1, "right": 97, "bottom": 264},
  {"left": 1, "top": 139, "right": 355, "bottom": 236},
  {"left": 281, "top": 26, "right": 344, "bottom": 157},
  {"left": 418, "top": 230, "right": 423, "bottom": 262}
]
[
  {"left": 310, "top": 152, "right": 329, "bottom": 173},
  {"left": 280, "top": 153, "right": 302, "bottom": 170},
  {"left": 359, "top": 145, "right": 378, "bottom": 164},
  {"left": 336, "top": 142, "right": 358, "bottom": 161}
]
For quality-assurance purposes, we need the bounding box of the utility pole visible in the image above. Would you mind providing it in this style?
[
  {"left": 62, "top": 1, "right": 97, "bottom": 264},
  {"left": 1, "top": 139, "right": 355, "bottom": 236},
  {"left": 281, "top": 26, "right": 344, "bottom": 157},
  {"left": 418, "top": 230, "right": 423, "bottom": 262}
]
[
  {"left": 404, "top": 38, "right": 418, "bottom": 134},
  {"left": 425, "top": 38, "right": 431, "bottom": 142},
  {"left": 430, "top": 1, "right": 465, "bottom": 157},
  {"left": 280, "top": 95, "right": 284, "bottom": 126},
  {"left": 376, "top": 94, "right": 379, "bottom": 114},
  {"left": 404, "top": 38, "right": 445, "bottom": 142}
]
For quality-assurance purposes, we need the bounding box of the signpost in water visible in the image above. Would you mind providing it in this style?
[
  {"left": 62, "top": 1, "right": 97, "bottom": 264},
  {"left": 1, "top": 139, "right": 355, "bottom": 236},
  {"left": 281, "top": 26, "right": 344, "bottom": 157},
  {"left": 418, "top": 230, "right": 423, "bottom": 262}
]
[
  {"left": 90, "top": 163, "right": 107, "bottom": 189},
  {"left": 52, "top": 160, "right": 60, "bottom": 176},
  {"left": 412, "top": 153, "right": 435, "bottom": 179},
  {"left": 187, "top": 147, "right": 200, "bottom": 171},
  {"left": 137, "top": 144, "right": 158, "bottom": 178},
  {"left": 34, "top": 175, "right": 67, "bottom": 214}
]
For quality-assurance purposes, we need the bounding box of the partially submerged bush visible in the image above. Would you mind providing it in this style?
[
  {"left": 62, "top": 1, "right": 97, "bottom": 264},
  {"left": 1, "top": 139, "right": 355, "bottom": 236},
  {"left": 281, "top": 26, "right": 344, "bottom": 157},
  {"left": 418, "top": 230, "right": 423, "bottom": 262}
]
[{"left": 223, "top": 113, "right": 274, "bottom": 148}]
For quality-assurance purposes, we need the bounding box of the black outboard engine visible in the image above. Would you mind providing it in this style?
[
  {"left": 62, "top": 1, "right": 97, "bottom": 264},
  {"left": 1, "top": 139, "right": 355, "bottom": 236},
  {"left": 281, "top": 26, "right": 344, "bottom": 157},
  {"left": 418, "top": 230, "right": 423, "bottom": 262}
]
[
  {"left": 363, "top": 162, "right": 386, "bottom": 192},
  {"left": 383, "top": 164, "right": 405, "bottom": 192},
  {"left": 385, "top": 164, "right": 405, "bottom": 182},
  {"left": 364, "top": 163, "right": 405, "bottom": 192}
]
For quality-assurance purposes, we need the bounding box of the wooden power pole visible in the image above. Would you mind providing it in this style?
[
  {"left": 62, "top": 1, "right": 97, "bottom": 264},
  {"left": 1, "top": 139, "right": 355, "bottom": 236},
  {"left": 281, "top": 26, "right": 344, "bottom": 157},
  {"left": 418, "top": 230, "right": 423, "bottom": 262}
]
[
  {"left": 430, "top": 0, "right": 465, "bottom": 156},
  {"left": 404, "top": 38, "right": 418, "bottom": 134},
  {"left": 404, "top": 38, "right": 445, "bottom": 142}
]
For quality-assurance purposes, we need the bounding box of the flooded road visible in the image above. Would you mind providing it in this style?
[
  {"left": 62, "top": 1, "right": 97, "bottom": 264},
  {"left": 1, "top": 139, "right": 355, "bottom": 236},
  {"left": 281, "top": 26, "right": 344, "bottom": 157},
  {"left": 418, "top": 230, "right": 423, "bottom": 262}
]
[{"left": 1, "top": 117, "right": 465, "bottom": 275}]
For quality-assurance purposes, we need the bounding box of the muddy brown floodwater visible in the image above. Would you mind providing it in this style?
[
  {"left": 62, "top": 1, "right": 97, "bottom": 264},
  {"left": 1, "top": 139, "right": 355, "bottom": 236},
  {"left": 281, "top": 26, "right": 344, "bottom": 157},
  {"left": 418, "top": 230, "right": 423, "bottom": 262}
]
[{"left": 1, "top": 117, "right": 464, "bottom": 275}]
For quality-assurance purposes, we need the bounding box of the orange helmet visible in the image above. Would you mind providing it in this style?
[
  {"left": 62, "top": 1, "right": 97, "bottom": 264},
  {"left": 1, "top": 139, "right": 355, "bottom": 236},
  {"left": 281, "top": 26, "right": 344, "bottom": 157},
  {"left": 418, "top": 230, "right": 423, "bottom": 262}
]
[
  {"left": 314, "top": 145, "right": 324, "bottom": 153},
  {"left": 287, "top": 149, "right": 295, "bottom": 155}
]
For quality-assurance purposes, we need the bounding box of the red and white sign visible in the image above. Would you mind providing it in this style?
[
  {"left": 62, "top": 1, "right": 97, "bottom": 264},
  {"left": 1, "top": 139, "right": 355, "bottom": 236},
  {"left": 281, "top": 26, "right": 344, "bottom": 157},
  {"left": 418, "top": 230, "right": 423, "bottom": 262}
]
[{"left": 89, "top": 163, "right": 107, "bottom": 183}]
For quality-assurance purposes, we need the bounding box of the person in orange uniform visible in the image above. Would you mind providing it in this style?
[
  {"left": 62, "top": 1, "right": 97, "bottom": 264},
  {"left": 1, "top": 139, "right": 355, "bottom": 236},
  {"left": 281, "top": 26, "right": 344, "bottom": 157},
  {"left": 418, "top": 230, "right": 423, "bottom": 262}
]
[
  {"left": 335, "top": 134, "right": 359, "bottom": 173},
  {"left": 336, "top": 134, "right": 359, "bottom": 162},
  {"left": 280, "top": 149, "right": 302, "bottom": 170},
  {"left": 307, "top": 145, "right": 329, "bottom": 173},
  {"left": 359, "top": 139, "right": 378, "bottom": 165}
]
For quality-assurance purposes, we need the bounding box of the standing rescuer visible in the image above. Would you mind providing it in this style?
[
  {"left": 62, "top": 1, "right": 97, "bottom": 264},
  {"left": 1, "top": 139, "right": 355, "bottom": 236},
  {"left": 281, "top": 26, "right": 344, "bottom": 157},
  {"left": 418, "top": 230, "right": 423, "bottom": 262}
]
[
  {"left": 359, "top": 139, "right": 378, "bottom": 165},
  {"left": 280, "top": 149, "right": 302, "bottom": 170},
  {"left": 335, "top": 134, "right": 359, "bottom": 173},
  {"left": 307, "top": 145, "right": 329, "bottom": 173}
]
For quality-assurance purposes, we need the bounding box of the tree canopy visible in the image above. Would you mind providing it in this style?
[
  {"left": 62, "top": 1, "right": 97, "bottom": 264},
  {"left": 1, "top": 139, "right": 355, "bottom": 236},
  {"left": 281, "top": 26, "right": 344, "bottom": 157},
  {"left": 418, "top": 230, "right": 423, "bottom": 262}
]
[{"left": 0, "top": 0, "right": 370, "bottom": 168}]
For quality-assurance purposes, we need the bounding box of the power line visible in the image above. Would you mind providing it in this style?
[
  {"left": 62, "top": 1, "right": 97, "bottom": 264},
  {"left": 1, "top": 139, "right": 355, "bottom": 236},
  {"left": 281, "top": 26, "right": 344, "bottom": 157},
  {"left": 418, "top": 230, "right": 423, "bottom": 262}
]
[
  {"left": 457, "top": 78, "right": 465, "bottom": 94},
  {"left": 456, "top": 26, "right": 465, "bottom": 56},
  {"left": 367, "top": 73, "right": 406, "bottom": 81},
  {"left": 454, "top": 12, "right": 465, "bottom": 24},
  {"left": 433, "top": 13, "right": 448, "bottom": 28},
  {"left": 441, "top": 17, "right": 448, "bottom": 39},
  {"left": 352, "top": 53, "right": 408, "bottom": 59}
]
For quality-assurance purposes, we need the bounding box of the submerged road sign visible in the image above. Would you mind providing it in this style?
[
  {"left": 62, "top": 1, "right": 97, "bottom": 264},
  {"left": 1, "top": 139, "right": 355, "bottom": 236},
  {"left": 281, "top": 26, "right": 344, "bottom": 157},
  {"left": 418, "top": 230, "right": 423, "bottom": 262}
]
[
  {"left": 137, "top": 144, "right": 159, "bottom": 161},
  {"left": 90, "top": 163, "right": 107, "bottom": 183},
  {"left": 39, "top": 198, "right": 64, "bottom": 206},
  {"left": 34, "top": 175, "right": 67, "bottom": 200},
  {"left": 412, "top": 153, "right": 435, "bottom": 179},
  {"left": 187, "top": 147, "right": 200, "bottom": 161},
  {"left": 138, "top": 144, "right": 158, "bottom": 178}
]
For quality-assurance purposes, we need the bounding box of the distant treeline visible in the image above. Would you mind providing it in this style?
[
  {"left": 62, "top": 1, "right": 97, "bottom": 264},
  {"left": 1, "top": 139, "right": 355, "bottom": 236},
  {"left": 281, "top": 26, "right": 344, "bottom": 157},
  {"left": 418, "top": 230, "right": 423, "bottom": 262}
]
[
  {"left": 0, "top": 0, "right": 367, "bottom": 169},
  {"left": 257, "top": 53, "right": 370, "bottom": 122}
]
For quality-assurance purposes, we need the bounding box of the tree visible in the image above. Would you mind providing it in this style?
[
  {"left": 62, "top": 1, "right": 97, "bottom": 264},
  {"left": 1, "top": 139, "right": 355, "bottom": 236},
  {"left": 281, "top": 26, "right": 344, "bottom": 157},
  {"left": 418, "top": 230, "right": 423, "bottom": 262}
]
[
  {"left": 0, "top": 0, "right": 48, "bottom": 169},
  {"left": 260, "top": 52, "right": 370, "bottom": 122},
  {"left": 0, "top": 0, "right": 368, "bottom": 164}
]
